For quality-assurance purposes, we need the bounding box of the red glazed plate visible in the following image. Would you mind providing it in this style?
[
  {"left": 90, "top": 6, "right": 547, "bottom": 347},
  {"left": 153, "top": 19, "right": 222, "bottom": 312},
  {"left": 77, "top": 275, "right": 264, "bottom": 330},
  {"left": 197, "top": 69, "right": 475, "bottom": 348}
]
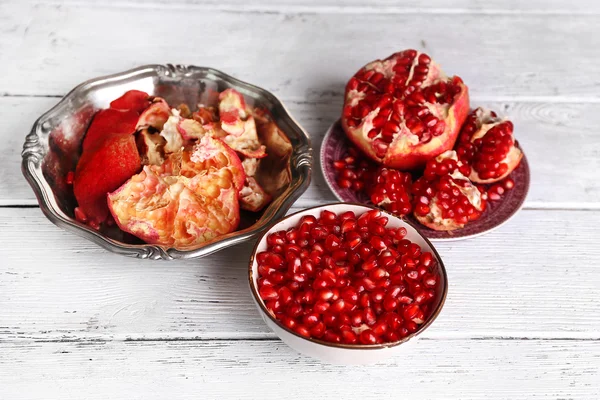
[{"left": 320, "top": 119, "right": 530, "bottom": 241}]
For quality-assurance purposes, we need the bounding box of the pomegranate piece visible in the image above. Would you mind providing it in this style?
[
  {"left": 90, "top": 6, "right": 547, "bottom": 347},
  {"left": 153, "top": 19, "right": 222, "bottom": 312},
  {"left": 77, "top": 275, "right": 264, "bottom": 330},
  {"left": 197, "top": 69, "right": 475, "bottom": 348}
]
[
  {"left": 108, "top": 137, "right": 241, "bottom": 248},
  {"left": 109, "top": 90, "right": 151, "bottom": 113},
  {"left": 73, "top": 134, "right": 142, "bottom": 225},
  {"left": 412, "top": 153, "right": 487, "bottom": 231},
  {"left": 239, "top": 176, "right": 272, "bottom": 212},
  {"left": 136, "top": 97, "right": 171, "bottom": 131},
  {"left": 256, "top": 208, "right": 442, "bottom": 345},
  {"left": 177, "top": 118, "right": 206, "bottom": 141},
  {"left": 342, "top": 49, "right": 470, "bottom": 170},
  {"left": 82, "top": 108, "right": 139, "bottom": 151},
  {"left": 237, "top": 156, "right": 272, "bottom": 212},
  {"left": 216, "top": 89, "right": 267, "bottom": 158},
  {"left": 369, "top": 167, "right": 413, "bottom": 217},
  {"left": 192, "top": 106, "right": 218, "bottom": 125},
  {"left": 136, "top": 128, "right": 166, "bottom": 166},
  {"left": 252, "top": 110, "right": 293, "bottom": 197},
  {"left": 456, "top": 108, "right": 522, "bottom": 183}
]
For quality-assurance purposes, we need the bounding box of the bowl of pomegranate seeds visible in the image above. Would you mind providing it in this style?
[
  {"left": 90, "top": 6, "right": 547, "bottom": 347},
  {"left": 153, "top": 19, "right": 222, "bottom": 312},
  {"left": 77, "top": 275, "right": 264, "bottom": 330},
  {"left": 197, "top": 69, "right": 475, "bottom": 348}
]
[
  {"left": 249, "top": 204, "right": 448, "bottom": 364},
  {"left": 21, "top": 65, "right": 312, "bottom": 259},
  {"left": 321, "top": 49, "right": 530, "bottom": 240}
]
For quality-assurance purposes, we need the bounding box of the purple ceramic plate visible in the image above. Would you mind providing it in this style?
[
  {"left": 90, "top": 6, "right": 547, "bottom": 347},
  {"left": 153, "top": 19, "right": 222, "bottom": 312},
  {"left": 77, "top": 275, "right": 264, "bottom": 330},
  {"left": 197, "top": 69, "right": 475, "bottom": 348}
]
[{"left": 320, "top": 119, "right": 530, "bottom": 241}]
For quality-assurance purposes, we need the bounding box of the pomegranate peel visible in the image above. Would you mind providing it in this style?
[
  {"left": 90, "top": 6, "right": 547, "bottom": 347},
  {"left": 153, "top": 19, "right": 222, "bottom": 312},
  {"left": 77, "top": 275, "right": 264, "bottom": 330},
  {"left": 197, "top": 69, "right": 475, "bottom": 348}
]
[
  {"left": 342, "top": 50, "right": 470, "bottom": 170},
  {"left": 239, "top": 176, "right": 273, "bottom": 212},
  {"left": 136, "top": 97, "right": 171, "bottom": 131},
  {"left": 177, "top": 118, "right": 206, "bottom": 141},
  {"left": 74, "top": 134, "right": 142, "bottom": 225},
  {"left": 82, "top": 108, "right": 139, "bottom": 151},
  {"left": 218, "top": 88, "right": 267, "bottom": 158},
  {"left": 109, "top": 90, "right": 151, "bottom": 113}
]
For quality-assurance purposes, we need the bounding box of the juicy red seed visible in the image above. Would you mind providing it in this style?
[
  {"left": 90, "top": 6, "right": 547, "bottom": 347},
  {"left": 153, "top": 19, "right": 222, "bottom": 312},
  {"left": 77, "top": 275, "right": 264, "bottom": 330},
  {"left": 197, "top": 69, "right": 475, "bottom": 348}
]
[
  {"left": 65, "top": 171, "right": 75, "bottom": 185},
  {"left": 361, "top": 257, "right": 378, "bottom": 271},
  {"left": 341, "top": 329, "right": 358, "bottom": 344},
  {"left": 341, "top": 287, "right": 359, "bottom": 303},
  {"left": 403, "top": 304, "right": 421, "bottom": 321},
  {"left": 359, "top": 329, "right": 378, "bottom": 344},
  {"left": 364, "top": 307, "right": 377, "bottom": 325},
  {"left": 320, "top": 210, "right": 338, "bottom": 225},
  {"left": 323, "top": 330, "right": 341, "bottom": 343},
  {"left": 259, "top": 286, "right": 278, "bottom": 301},
  {"left": 302, "top": 313, "right": 320, "bottom": 327},
  {"left": 295, "top": 325, "right": 311, "bottom": 338},
  {"left": 286, "top": 303, "right": 303, "bottom": 318},
  {"left": 281, "top": 316, "right": 296, "bottom": 329},
  {"left": 314, "top": 300, "right": 331, "bottom": 314},
  {"left": 372, "top": 321, "right": 388, "bottom": 336},
  {"left": 420, "top": 252, "right": 434, "bottom": 267},
  {"left": 310, "top": 322, "right": 326, "bottom": 338},
  {"left": 383, "top": 295, "right": 398, "bottom": 311},
  {"left": 330, "top": 299, "right": 346, "bottom": 313}
]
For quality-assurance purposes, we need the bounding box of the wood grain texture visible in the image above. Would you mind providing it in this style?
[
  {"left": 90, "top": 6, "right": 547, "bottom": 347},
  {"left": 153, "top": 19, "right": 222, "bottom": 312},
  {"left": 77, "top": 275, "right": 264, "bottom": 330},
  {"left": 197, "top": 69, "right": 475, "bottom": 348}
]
[
  {"left": 4, "top": 96, "right": 600, "bottom": 207},
  {"left": 11, "top": 0, "right": 600, "bottom": 13},
  {"left": 1, "top": 208, "right": 599, "bottom": 341},
  {"left": 0, "top": 339, "right": 598, "bottom": 399},
  {"left": 0, "top": 3, "right": 599, "bottom": 99}
]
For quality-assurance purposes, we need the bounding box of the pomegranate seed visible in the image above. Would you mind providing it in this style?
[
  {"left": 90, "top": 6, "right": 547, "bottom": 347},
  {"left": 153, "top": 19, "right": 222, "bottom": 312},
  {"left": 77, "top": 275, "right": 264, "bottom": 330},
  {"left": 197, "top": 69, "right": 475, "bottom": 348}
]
[
  {"left": 341, "top": 329, "right": 358, "bottom": 344},
  {"left": 65, "top": 171, "right": 75, "bottom": 185},
  {"left": 259, "top": 286, "right": 278, "bottom": 301},
  {"left": 310, "top": 322, "right": 326, "bottom": 338},
  {"left": 295, "top": 324, "right": 311, "bottom": 338},
  {"left": 359, "top": 329, "right": 378, "bottom": 344}
]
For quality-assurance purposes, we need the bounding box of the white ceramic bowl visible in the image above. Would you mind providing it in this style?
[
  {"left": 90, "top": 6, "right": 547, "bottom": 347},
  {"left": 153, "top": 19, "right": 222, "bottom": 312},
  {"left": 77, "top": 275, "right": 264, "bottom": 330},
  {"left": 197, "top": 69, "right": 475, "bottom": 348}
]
[{"left": 248, "top": 203, "right": 448, "bottom": 365}]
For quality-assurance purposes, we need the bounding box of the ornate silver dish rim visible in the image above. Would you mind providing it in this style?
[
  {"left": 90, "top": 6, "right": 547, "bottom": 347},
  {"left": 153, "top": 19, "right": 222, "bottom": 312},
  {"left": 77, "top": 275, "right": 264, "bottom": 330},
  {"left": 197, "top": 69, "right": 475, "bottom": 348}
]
[{"left": 21, "top": 64, "right": 312, "bottom": 260}]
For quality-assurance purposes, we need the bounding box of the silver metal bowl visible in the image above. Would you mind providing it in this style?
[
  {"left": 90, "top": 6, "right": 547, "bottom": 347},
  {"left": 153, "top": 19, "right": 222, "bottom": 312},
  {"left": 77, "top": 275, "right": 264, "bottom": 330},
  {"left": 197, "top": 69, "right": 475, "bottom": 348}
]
[{"left": 21, "top": 65, "right": 312, "bottom": 260}]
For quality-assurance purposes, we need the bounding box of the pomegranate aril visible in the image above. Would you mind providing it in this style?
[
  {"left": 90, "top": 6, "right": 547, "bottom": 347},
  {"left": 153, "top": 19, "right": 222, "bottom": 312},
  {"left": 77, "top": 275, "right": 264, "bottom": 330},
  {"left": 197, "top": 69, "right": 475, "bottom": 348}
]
[
  {"left": 359, "top": 329, "right": 378, "bottom": 344},
  {"left": 364, "top": 307, "right": 377, "bottom": 325},
  {"left": 323, "top": 330, "right": 341, "bottom": 343},
  {"left": 341, "top": 329, "right": 358, "bottom": 344},
  {"left": 295, "top": 324, "right": 311, "bottom": 338}
]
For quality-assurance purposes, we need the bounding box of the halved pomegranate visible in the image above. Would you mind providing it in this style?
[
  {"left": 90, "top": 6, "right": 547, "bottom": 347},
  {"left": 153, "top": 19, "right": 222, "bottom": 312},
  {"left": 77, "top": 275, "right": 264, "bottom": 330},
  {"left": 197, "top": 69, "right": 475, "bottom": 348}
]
[
  {"left": 412, "top": 151, "right": 486, "bottom": 231},
  {"left": 342, "top": 50, "right": 470, "bottom": 170},
  {"left": 456, "top": 108, "right": 522, "bottom": 183}
]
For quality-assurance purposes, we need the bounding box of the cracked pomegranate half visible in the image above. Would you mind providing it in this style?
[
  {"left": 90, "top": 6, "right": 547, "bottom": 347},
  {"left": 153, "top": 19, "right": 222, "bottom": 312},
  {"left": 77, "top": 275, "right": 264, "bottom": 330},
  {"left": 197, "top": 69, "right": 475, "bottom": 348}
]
[
  {"left": 342, "top": 49, "right": 470, "bottom": 170},
  {"left": 412, "top": 152, "right": 486, "bottom": 231},
  {"left": 456, "top": 107, "right": 522, "bottom": 184}
]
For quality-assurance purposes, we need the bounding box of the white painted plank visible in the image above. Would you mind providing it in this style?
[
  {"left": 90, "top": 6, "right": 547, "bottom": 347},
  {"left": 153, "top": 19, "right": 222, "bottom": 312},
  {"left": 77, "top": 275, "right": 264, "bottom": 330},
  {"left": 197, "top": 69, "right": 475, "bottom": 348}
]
[
  {"left": 4, "top": 96, "right": 600, "bottom": 207},
  {"left": 1, "top": 208, "right": 599, "bottom": 341},
  {"left": 11, "top": 0, "right": 600, "bottom": 14},
  {"left": 0, "top": 339, "right": 598, "bottom": 399},
  {"left": 0, "top": 3, "right": 598, "bottom": 99}
]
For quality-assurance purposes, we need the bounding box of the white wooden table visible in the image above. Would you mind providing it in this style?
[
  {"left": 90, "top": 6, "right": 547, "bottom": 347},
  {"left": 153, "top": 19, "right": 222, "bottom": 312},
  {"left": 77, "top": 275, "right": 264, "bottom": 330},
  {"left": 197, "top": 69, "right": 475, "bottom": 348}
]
[{"left": 1, "top": 0, "right": 599, "bottom": 398}]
